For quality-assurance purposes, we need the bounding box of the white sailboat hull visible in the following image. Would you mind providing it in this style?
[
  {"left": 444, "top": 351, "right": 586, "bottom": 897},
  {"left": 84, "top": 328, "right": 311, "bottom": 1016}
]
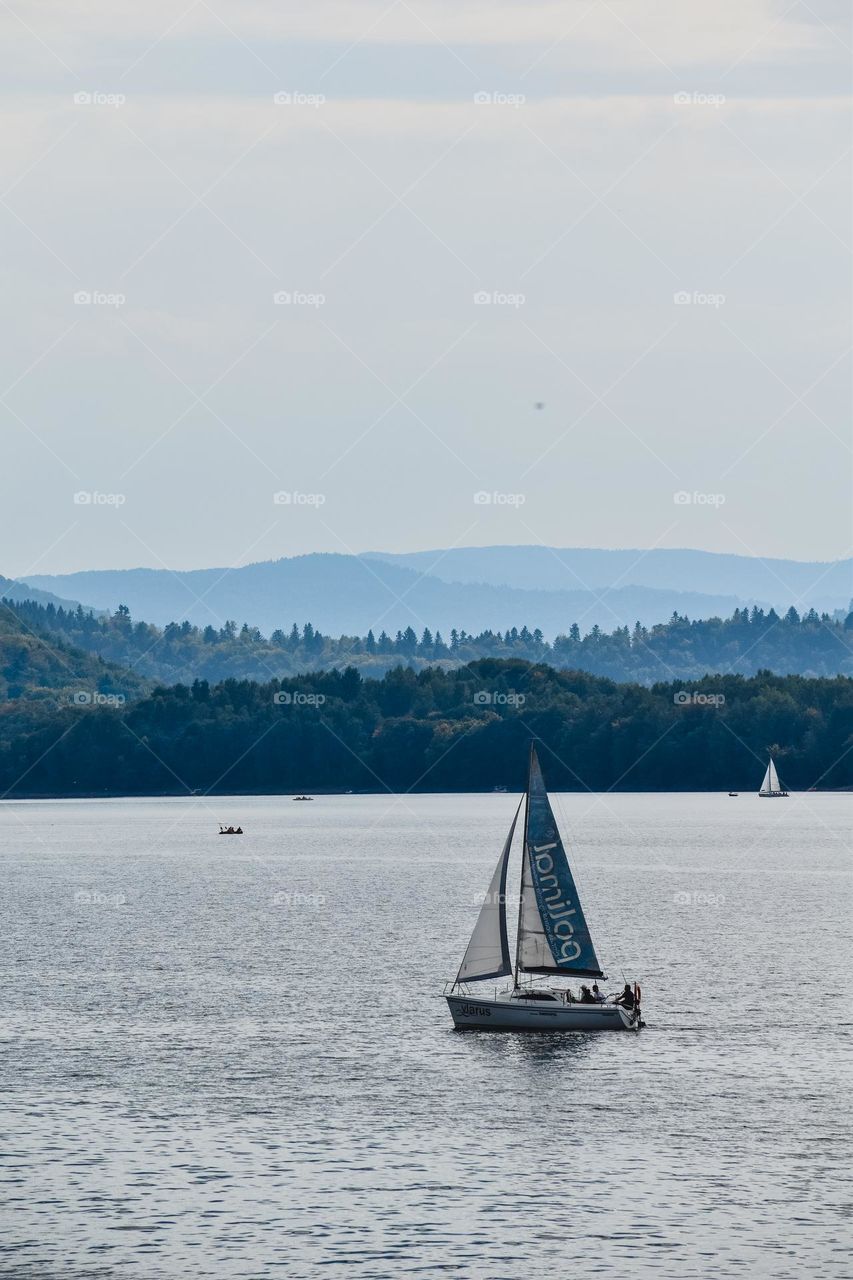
[{"left": 446, "top": 993, "right": 640, "bottom": 1032}]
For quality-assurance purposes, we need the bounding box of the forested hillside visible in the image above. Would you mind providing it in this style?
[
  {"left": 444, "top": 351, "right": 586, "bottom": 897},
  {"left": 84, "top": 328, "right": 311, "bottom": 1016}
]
[
  {"left": 0, "top": 604, "right": 146, "bottom": 705},
  {"left": 1, "top": 657, "right": 849, "bottom": 796},
  {"left": 5, "top": 596, "right": 852, "bottom": 686}
]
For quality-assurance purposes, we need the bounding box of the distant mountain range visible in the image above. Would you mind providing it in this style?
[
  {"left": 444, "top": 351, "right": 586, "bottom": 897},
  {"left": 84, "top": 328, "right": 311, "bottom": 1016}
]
[
  {"left": 366, "top": 546, "right": 853, "bottom": 611},
  {"left": 15, "top": 547, "right": 852, "bottom": 638}
]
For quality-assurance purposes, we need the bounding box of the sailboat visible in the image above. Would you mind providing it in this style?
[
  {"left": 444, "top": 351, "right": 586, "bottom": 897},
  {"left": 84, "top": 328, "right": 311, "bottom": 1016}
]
[
  {"left": 759, "top": 756, "right": 788, "bottom": 797},
  {"left": 445, "top": 745, "right": 642, "bottom": 1032}
]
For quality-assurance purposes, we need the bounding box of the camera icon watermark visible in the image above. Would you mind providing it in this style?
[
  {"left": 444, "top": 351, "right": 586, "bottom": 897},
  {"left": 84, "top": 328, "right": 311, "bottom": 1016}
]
[
  {"left": 473, "top": 490, "right": 526, "bottom": 507},
  {"left": 673, "top": 890, "right": 726, "bottom": 906},
  {"left": 673, "top": 290, "right": 726, "bottom": 308},
  {"left": 473, "top": 290, "right": 525, "bottom": 308},
  {"left": 473, "top": 91, "right": 526, "bottom": 108},
  {"left": 271, "top": 890, "right": 326, "bottom": 907},
  {"left": 273, "top": 290, "right": 325, "bottom": 308},
  {"left": 273, "top": 690, "right": 326, "bottom": 706},
  {"left": 473, "top": 690, "right": 526, "bottom": 707},
  {"left": 71, "top": 690, "right": 126, "bottom": 707},
  {"left": 273, "top": 491, "right": 325, "bottom": 506},
  {"left": 73, "top": 290, "right": 126, "bottom": 308},
  {"left": 73, "top": 91, "right": 126, "bottom": 108},
  {"left": 273, "top": 90, "right": 326, "bottom": 107},
  {"left": 673, "top": 91, "right": 725, "bottom": 107},
  {"left": 74, "top": 491, "right": 126, "bottom": 507},
  {"left": 673, "top": 690, "right": 725, "bottom": 707},
  {"left": 673, "top": 491, "right": 726, "bottom": 507}
]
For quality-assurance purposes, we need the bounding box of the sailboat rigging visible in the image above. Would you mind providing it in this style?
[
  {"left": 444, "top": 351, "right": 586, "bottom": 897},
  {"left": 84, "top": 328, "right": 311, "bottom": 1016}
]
[{"left": 445, "top": 743, "right": 642, "bottom": 1032}]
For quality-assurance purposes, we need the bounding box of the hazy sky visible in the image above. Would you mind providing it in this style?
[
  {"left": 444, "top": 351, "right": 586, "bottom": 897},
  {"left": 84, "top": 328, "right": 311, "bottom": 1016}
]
[{"left": 2, "top": 0, "right": 851, "bottom": 577}]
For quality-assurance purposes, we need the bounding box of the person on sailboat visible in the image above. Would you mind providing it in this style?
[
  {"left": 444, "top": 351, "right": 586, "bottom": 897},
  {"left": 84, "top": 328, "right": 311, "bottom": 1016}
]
[
  {"left": 592, "top": 983, "right": 606, "bottom": 1003},
  {"left": 615, "top": 983, "right": 635, "bottom": 1009},
  {"left": 579, "top": 985, "right": 595, "bottom": 1004}
]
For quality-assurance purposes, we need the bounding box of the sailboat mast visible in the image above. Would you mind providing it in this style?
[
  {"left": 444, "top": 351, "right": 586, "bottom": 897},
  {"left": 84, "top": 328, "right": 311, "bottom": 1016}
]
[{"left": 513, "top": 741, "right": 534, "bottom": 989}]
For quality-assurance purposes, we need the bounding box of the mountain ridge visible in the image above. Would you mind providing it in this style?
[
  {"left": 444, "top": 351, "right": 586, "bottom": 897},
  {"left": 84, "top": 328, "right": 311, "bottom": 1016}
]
[
  {"left": 16, "top": 546, "right": 851, "bottom": 639},
  {"left": 363, "top": 546, "right": 852, "bottom": 608}
]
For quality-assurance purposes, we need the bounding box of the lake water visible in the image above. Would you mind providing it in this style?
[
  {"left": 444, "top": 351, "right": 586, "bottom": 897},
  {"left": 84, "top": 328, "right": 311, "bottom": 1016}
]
[{"left": 0, "top": 791, "right": 850, "bottom": 1279}]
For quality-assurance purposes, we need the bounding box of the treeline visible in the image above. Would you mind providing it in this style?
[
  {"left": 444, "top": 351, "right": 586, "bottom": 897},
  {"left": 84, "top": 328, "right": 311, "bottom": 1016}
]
[
  {"left": 4, "top": 597, "right": 853, "bottom": 685},
  {"left": 0, "top": 602, "right": 147, "bottom": 703},
  {"left": 1, "top": 658, "right": 850, "bottom": 796}
]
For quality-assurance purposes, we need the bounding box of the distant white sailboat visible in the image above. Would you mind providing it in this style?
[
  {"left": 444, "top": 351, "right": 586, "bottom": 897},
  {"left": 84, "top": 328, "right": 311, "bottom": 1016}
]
[
  {"left": 445, "top": 744, "right": 642, "bottom": 1032},
  {"left": 759, "top": 756, "right": 788, "bottom": 797}
]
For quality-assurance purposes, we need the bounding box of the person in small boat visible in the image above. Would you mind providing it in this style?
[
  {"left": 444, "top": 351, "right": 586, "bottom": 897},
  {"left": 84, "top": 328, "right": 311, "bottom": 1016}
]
[
  {"left": 235, "top": 826, "right": 243, "bottom": 834},
  {"left": 591, "top": 983, "right": 606, "bottom": 1003},
  {"left": 564, "top": 988, "right": 575, "bottom": 1004},
  {"left": 579, "top": 985, "right": 595, "bottom": 1004},
  {"left": 616, "top": 983, "right": 635, "bottom": 1009}
]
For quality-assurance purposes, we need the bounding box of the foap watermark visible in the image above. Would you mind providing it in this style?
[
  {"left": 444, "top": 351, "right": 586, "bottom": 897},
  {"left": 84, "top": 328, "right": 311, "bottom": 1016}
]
[
  {"left": 673, "top": 491, "right": 726, "bottom": 507},
  {"left": 673, "top": 290, "right": 725, "bottom": 308},
  {"left": 273, "top": 690, "right": 326, "bottom": 706},
  {"left": 273, "top": 90, "right": 326, "bottom": 107},
  {"left": 74, "top": 890, "right": 127, "bottom": 906},
  {"left": 74, "top": 491, "right": 126, "bottom": 506},
  {"left": 474, "top": 91, "right": 526, "bottom": 108},
  {"left": 73, "top": 90, "right": 126, "bottom": 108},
  {"left": 673, "top": 890, "right": 726, "bottom": 907},
  {"left": 473, "top": 490, "right": 525, "bottom": 507},
  {"left": 673, "top": 91, "right": 726, "bottom": 107},
  {"left": 273, "top": 490, "right": 325, "bottom": 506},
  {"left": 466, "top": 889, "right": 509, "bottom": 907},
  {"left": 272, "top": 890, "right": 326, "bottom": 907},
  {"left": 73, "top": 290, "right": 126, "bottom": 308},
  {"left": 71, "top": 691, "right": 126, "bottom": 707},
  {"left": 473, "top": 290, "right": 525, "bottom": 308},
  {"left": 673, "top": 690, "right": 725, "bottom": 707},
  {"left": 473, "top": 690, "right": 526, "bottom": 707},
  {"left": 273, "top": 290, "right": 325, "bottom": 308}
]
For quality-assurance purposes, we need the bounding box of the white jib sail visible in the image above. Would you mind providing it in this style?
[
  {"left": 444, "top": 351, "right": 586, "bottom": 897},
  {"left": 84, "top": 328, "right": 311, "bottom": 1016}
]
[
  {"left": 760, "top": 758, "right": 781, "bottom": 793},
  {"left": 455, "top": 799, "right": 522, "bottom": 983}
]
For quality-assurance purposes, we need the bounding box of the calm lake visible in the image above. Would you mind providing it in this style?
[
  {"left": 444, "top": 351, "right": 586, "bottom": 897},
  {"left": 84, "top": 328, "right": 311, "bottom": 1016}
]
[{"left": 1, "top": 792, "right": 850, "bottom": 1279}]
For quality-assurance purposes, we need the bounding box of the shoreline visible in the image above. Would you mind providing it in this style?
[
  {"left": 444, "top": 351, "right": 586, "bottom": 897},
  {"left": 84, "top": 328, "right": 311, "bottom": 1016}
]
[{"left": 1, "top": 787, "right": 849, "bottom": 801}]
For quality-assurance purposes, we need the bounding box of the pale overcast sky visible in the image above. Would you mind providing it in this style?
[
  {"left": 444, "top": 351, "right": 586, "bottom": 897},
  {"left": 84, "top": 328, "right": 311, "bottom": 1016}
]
[{"left": 1, "top": 0, "right": 851, "bottom": 576}]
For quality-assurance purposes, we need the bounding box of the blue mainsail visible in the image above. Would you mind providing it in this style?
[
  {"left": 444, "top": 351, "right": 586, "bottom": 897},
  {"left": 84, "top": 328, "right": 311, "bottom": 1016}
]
[{"left": 516, "top": 746, "right": 604, "bottom": 977}]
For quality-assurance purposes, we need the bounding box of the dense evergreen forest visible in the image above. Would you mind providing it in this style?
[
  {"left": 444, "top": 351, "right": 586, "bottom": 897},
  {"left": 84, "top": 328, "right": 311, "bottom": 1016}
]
[
  {"left": 4, "top": 596, "right": 853, "bottom": 685},
  {"left": 1, "top": 651, "right": 850, "bottom": 796},
  {"left": 0, "top": 602, "right": 147, "bottom": 704}
]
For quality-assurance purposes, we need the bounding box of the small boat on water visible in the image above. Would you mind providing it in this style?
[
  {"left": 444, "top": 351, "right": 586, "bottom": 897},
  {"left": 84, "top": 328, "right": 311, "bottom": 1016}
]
[
  {"left": 219, "top": 825, "right": 243, "bottom": 835},
  {"left": 445, "top": 744, "right": 642, "bottom": 1032},
  {"left": 728, "top": 792, "right": 738, "bottom": 797},
  {"left": 292, "top": 795, "right": 314, "bottom": 801},
  {"left": 759, "top": 756, "right": 788, "bottom": 797}
]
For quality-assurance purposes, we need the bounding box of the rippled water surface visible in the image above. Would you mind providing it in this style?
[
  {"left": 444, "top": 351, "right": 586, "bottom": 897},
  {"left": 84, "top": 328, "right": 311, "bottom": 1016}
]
[{"left": 1, "top": 791, "right": 850, "bottom": 1279}]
